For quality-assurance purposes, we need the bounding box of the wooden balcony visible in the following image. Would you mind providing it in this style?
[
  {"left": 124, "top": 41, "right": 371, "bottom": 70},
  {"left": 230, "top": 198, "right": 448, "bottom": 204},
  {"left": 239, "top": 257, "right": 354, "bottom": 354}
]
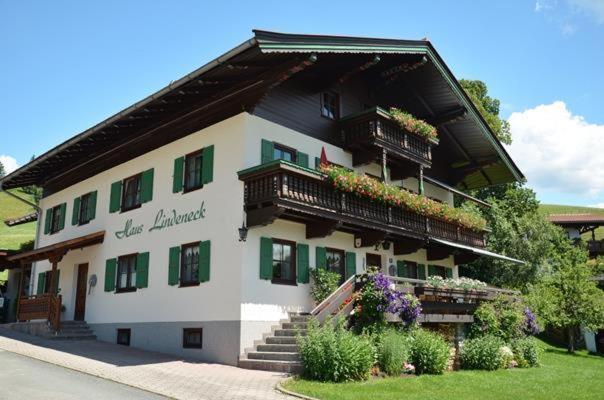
[
  {"left": 340, "top": 107, "right": 436, "bottom": 169},
  {"left": 239, "top": 161, "right": 487, "bottom": 249}
]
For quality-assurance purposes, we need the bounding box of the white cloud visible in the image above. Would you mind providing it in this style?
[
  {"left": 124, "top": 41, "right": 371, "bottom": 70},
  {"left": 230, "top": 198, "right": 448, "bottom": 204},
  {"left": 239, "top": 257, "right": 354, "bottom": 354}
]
[
  {"left": 589, "top": 203, "right": 604, "bottom": 208},
  {"left": 569, "top": 0, "right": 604, "bottom": 23},
  {"left": 507, "top": 101, "right": 604, "bottom": 199},
  {"left": 0, "top": 155, "right": 19, "bottom": 175}
]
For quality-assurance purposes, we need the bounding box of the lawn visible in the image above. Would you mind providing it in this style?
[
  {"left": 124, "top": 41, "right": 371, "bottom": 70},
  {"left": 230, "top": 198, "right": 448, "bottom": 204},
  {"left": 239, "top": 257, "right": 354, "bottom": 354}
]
[
  {"left": 0, "top": 189, "right": 36, "bottom": 251},
  {"left": 540, "top": 203, "right": 604, "bottom": 240},
  {"left": 283, "top": 339, "right": 604, "bottom": 400}
]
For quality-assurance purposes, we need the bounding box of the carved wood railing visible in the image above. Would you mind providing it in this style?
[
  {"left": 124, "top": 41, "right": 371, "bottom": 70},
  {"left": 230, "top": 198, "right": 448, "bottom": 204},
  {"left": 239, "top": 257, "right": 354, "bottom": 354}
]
[
  {"left": 17, "top": 294, "right": 61, "bottom": 331},
  {"left": 340, "top": 107, "right": 434, "bottom": 166},
  {"left": 310, "top": 275, "right": 356, "bottom": 324},
  {"left": 240, "top": 162, "right": 487, "bottom": 248}
]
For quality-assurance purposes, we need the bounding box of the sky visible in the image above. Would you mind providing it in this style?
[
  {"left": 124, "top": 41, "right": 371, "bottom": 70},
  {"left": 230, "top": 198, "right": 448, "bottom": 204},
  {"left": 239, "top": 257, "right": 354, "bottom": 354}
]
[{"left": 0, "top": 0, "right": 603, "bottom": 206}]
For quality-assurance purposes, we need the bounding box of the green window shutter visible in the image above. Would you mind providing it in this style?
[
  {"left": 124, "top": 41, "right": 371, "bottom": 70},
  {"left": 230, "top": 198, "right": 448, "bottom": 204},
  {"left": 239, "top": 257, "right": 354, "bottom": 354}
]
[
  {"left": 261, "top": 139, "right": 274, "bottom": 164},
  {"left": 345, "top": 252, "right": 356, "bottom": 279},
  {"left": 88, "top": 190, "right": 97, "bottom": 221},
  {"left": 315, "top": 247, "right": 327, "bottom": 269},
  {"left": 104, "top": 258, "right": 117, "bottom": 292},
  {"left": 37, "top": 272, "right": 46, "bottom": 294},
  {"left": 58, "top": 203, "right": 67, "bottom": 231},
  {"left": 418, "top": 264, "right": 426, "bottom": 280},
  {"left": 53, "top": 270, "right": 61, "bottom": 293},
  {"left": 297, "top": 244, "right": 310, "bottom": 284},
  {"left": 259, "top": 237, "right": 273, "bottom": 280},
  {"left": 428, "top": 265, "right": 438, "bottom": 277},
  {"left": 141, "top": 168, "right": 154, "bottom": 203},
  {"left": 314, "top": 157, "right": 321, "bottom": 169},
  {"left": 136, "top": 252, "right": 149, "bottom": 288},
  {"left": 109, "top": 181, "right": 122, "bottom": 213},
  {"left": 198, "top": 240, "right": 211, "bottom": 283},
  {"left": 173, "top": 157, "right": 184, "bottom": 193},
  {"left": 44, "top": 209, "right": 52, "bottom": 234},
  {"left": 202, "top": 145, "right": 214, "bottom": 184},
  {"left": 397, "top": 260, "right": 408, "bottom": 278},
  {"left": 445, "top": 267, "right": 453, "bottom": 279},
  {"left": 72, "top": 197, "right": 81, "bottom": 226},
  {"left": 168, "top": 246, "right": 180, "bottom": 286},
  {"left": 296, "top": 151, "right": 309, "bottom": 168}
]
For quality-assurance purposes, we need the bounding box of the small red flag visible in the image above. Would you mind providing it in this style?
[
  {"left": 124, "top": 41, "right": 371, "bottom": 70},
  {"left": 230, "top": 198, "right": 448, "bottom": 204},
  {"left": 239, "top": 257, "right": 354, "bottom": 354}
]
[{"left": 320, "top": 146, "right": 328, "bottom": 166}]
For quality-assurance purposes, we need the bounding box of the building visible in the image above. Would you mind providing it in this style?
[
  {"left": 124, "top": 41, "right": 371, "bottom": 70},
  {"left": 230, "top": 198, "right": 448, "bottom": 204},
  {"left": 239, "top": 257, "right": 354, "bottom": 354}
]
[{"left": 0, "top": 30, "right": 524, "bottom": 369}]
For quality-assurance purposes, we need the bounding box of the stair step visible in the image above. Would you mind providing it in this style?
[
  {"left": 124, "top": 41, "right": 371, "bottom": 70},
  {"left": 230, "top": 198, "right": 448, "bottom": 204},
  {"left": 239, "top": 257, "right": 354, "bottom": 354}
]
[
  {"left": 239, "top": 358, "right": 302, "bottom": 374},
  {"left": 247, "top": 351, "right": 300, "bottom": 361},
  {"left": 290, "top": 315, "right": 311, "bottom": 323},
  {"left": 275, "top": 329, "right": 306, "bottom": 337},
  {"left": 282, "top": 322, "right": 308, "bottom": 330},
  {"left": 266, "top": 336, "right": 298, "bottom": 345},
  {"left": 51, "top": 334, "right": 97, "bottom": 341},
  {"left": 59, "top": 328, "right": 93, "bottom": 334},
  {"left": 257, "top": 343, "right": 299, "bottom": 352}
]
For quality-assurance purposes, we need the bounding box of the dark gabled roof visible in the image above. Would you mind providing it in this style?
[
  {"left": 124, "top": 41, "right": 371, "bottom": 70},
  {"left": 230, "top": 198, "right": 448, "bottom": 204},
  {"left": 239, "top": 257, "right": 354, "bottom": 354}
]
[
  {"left": 548, "top": 214, "right": 604, "bottom": 226},
  {"left": 0, "top": 30, "right": 523, "bottom": 194},
  {"left": 4, "top": 211, "right": 38, "bottom": 227}
]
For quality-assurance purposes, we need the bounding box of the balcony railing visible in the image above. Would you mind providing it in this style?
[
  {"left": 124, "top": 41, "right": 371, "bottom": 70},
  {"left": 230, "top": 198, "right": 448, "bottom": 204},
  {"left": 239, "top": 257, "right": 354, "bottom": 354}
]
[
  {"left": 17, "top": 294, "right": 62, "bottom": 331},
  {"left": 239, "top": 161, "right": 486, "bottom": 248},
  {"left": 340, "top": 107, "right": 435, "bottom": 167}
]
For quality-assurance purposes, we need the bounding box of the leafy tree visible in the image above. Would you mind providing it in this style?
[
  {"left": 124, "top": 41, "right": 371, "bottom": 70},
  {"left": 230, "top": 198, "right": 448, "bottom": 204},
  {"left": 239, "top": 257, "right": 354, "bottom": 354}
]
[
  {"left": 526, "top": 245, "right": 604, "bottom": 353},
  {"left": 460, "top": 79, "right": 512, "bottom": 145},
  {"left": 0, "top": 160, "right": 5, "bottom": 178},
  {"left": 20, "top": 155, "right": 42, "bottom": 204}
]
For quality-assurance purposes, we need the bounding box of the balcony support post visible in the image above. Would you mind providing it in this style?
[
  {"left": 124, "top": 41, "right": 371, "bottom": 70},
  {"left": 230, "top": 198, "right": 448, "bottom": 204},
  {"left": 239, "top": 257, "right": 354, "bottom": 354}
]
[{"left": 418, "top": 165, "right": 425, "bottom": 195}]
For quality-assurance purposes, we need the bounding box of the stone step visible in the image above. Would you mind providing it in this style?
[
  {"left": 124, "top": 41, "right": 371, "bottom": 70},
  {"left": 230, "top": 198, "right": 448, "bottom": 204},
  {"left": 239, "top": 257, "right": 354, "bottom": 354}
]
[
  {"left": 289, "top": 315, "right": 311, "bottom": 323},
  {"left": 60, "top": 321, "right": 90, "bottom": 326},
  {"left": 266, "top": 336, "right": 298, "bottom": 345},
  {"left": 238, "top": 358, "right": 303, "bottom": 374},
  {"left": 51, "top": 334, "right": 97, "bottom": 341},
  {"left": 59, "top": 328, "right": 94, "bottom": 334},
  {"left": 257, "top": 343, "right": 299, "bottom": 352},
  {"left": 275, "top": 329, "right": 306, "bottom": 337},
  {"left": 282, "top": 322, "right": 308, "bottom": 330},
  {"left": 247, "top": 351, "right": 300, "bottom": 361}
]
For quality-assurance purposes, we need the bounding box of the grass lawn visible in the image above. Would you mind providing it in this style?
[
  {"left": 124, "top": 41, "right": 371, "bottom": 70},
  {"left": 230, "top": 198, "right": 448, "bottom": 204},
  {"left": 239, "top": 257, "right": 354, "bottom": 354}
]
[
  {"left": 0, "top": 189, "right": 36, "bottom": 251},
  {"left": 283, "top": 339, "right": 604, "bottom": 400},
  {"left": 540, "top": 203, "right": 604, "bottom": 240}
]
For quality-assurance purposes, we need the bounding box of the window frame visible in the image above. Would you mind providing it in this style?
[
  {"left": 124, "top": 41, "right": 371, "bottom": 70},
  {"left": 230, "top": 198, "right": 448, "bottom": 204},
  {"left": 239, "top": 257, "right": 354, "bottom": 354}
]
[
  {"left": 273, "top": 142, "right": 297, "bottom": 163},
  {"left": 432, "top": 265, "right": 447, "bottom": 279},
  {"left": 49, "top": 205, "right": 62, "bottom": 234},
  {"left": 121, "top": 173, "right": 142, "bottom": 213},
  {"left": 180, "top": 241, "right": 201, "bottom": 287},
  {"left": 183, "top": 149, "right": 204, "bottom": 193},
  {"left": 78, "top": 192, "right": 92, "bottom": 226},
  {"left": 116, "top": 328, "right": 131, "bottom": 346},
  {"left": 321, "top": 91, "right": 340, "bottom": 120},
  {"left": 116, "top": 253, "right": 138, "bottom": 293},
  {"left": 405, "top": 261, "right": 419, "bottom": 279},
  {"left": 325, "top": 247, "right": 346, "bottom": 280},
  {"left": 271, "top": 238, "right": 297, "bottom": 286},
  {"left": 182, "top": 328, "right": 203, "bottom": 349}
]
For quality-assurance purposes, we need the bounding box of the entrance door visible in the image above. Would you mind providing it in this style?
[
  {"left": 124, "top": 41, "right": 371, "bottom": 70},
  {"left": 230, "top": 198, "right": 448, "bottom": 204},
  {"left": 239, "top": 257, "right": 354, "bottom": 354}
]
[
  {"left": 366, "top": 253, "right": 382, "bottom": 271},
  {"left": 74, "top": 263, "right": 88, "bottom": 321}
]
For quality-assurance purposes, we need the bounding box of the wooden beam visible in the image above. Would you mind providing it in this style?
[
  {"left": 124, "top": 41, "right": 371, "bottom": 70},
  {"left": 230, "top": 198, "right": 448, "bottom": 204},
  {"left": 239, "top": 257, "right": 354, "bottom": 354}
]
[
  {"left": 428, "top": 106, "right": 467, "bottom": 126},
  {"left": 354, "top": 230, "right": 386, "bottom": 248},
  {"left": 306, "top": 220, "right": 342, "bottom": 239},
  {"left": 338, "top": 55, "right": 381, "bottom": 84},
  {"left": 393, "top": 238, "right": 424, "bottom": 255},
  {"left": 247, "top": 205, "right": 283, "bottom": 227}
]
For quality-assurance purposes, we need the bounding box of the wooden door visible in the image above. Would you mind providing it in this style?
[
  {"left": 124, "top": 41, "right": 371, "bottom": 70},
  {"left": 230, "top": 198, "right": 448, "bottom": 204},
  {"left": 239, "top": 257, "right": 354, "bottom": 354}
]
[
  {"left": 366, "top": 253, "right": 382, "bottom": 271},
  {"left": 74, "top": 263, "right": 88, "bottom": 321}
]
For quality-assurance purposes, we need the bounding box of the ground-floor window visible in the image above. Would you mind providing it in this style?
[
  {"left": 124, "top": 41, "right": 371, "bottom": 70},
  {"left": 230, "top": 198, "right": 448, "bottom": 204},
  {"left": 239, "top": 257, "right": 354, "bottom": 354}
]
[
  {"left": 326, "top": 248, "right": 345, "bottom": 281},
  {"left": 183, "top": 328, "right": 203, "bottom": 349},
  {"left": 117, "top": 328, "right": 131, "bottom": 346},
  {"left": 429, "top": 265, "right": 447, "bottom": 279},
  {"left": 117, "top": 254, "right": 137, "bottom": 292},
  {"left": 406, "top": 261, "right": 419, "bottom": 279},
  {"left": 180, "top": 242, "right": 200, "bottom": 286},
  {"left": 272, "top": 239, "right": 296, "bottom": 285}
]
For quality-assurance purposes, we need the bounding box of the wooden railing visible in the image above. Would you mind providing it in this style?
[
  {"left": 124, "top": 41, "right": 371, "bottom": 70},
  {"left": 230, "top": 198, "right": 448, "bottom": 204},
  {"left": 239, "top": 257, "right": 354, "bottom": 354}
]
[
  {"left": 17, "top": 294, "right": 61, "bottom": 331},
  {"left": 310, "top": 275, "right": 356, "bottom": 324},
  {"left": 340, "top": 107, "right": 434, "bottom": 166},
  {"left": 240, "top": 162, "right": 487, "bottom": 248}
]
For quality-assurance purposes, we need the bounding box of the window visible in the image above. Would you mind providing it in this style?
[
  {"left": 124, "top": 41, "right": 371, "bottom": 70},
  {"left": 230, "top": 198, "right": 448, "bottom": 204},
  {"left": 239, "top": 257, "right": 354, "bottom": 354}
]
[
  {"left": 321, "top": 92, "right": 339, "bottom": 119},
  {"left": 122, "top": 174, "right": 142, "bottom": 211},
  {"left": 184, "top": 150, "right": 203, "bottom": 192},
  {"left": 117, "top": 329, "right": 131, "bottom": 346},
  {"left": 406, "top": 261, "right": 419, "bottom": 279},
  {"left": 116, "top": 254, "right": 137, "bottom": 292},
  {"left": 50, "top": 205, "right": 62, "bottom": 234},
  {"left": 183, "top": 328, "right": 203, "bottom": 349},
  {"left": 43, "top": 271, "right": 52, "bottom": 293},
  {"left": 78, "top": 192, "right": 92, "bottom": 225},
  {"left": 273, "top": 143, "right": 296, "bottom": 162},
  {"left": 326, "top": 248, "right": 345, "bottom": 280},
  {"left": 431, "top": 265, "right": 447, "bottom": 279},
  {"left": 272, "top": 239, "right": 296, "bottom": 284},
  {"left": 180, "top": 243, "right": 200, "bottom": 286}
]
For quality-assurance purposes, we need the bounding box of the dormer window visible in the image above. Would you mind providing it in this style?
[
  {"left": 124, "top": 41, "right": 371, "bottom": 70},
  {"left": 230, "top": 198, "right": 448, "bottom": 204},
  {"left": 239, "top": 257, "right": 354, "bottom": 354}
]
[{"left": 321, "top": 92, "right": 340, "bottom": 120}]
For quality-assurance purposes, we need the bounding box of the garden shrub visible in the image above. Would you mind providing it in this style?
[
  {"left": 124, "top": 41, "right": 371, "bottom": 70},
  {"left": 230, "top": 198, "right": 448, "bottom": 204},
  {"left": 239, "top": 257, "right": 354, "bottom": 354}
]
[
  {"left": 410, "top": 329, "right": 450, "bottom": 375},
  {"left": 469, "top": 302, "right": 500, "bottom": 338},
  {"left": 512, "top": 337, "right": 539, "bottom": 367},
  {"left": 460, "top": 335, "right": 505, "bottom": 370},
  {"left": 469, "top": 296, "right": 525, "bottom": 341},
  {"left": 310, "top": 268, "right": 341, "bottom": 304},
  {"left": 378, "top": 329, "right": 413, "bottom": 376},
  {"left": 298, "top": 318, "right": 374, "bottom": 382}
]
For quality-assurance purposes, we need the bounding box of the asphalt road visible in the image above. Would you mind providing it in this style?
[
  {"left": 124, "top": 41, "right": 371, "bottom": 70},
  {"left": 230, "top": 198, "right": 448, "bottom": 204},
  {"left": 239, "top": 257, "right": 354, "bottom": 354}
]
[{"left": 0, "top": 350, "right": 166, "bottom": 400}]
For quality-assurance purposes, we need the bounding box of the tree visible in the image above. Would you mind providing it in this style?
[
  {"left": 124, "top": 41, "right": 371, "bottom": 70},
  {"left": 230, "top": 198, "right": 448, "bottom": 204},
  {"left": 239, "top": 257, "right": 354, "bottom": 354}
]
[
  {"left": 526, "top": 245, "right": 604, "bottom": 353},
  {"left": 460, "top": 79, "right": 512, "bottom": 145},
  {"left": 20, "top": 155, "right": 42, "bottom": 204},
  {"left": 0, "top": 160, "right": 5, "bottom": 178}
]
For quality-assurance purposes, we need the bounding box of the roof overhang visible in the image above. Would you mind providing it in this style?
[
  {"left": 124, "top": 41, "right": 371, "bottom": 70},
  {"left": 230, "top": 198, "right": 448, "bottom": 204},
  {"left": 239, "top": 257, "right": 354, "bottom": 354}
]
[
  {"left": 7, "top": 231, "right": 105, "bottom": 264},
  {"left": 431, "top": 237, "right": 525, "bottom": 265}
]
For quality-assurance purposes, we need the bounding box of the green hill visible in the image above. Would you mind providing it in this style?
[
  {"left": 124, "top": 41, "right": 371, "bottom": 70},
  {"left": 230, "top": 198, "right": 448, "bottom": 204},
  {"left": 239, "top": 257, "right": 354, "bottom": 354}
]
[
  {"left": 540, "top": 203, "right": 604, "bottom": 240},
  {"left": 0, "top": 189, "right": 37, "bottom": 250}
]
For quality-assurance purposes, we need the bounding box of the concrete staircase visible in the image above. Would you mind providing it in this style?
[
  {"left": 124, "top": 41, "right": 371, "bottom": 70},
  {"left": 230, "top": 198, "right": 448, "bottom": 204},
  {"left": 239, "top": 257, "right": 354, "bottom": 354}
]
[
  {"left": 238, "top": 313, "right": 309, "bottom": 374},
  {"left": 5, "top": 320, "right": 96, "bottom": 340}
]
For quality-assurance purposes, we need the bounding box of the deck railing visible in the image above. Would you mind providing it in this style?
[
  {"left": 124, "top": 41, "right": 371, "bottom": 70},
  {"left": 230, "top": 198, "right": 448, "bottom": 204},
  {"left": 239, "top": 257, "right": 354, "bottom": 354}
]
[
  {"left": 17, "top": 294, "right": 62, "bottom": 331},
  {"left": 241, "top": 162, "right": 487, "bottom": 248}
]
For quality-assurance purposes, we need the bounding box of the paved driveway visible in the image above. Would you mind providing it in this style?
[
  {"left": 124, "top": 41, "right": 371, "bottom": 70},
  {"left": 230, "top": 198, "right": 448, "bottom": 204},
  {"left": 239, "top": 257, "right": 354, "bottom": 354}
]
[{"left": 0, "top": 328, "right": 291, "bottom": 400}]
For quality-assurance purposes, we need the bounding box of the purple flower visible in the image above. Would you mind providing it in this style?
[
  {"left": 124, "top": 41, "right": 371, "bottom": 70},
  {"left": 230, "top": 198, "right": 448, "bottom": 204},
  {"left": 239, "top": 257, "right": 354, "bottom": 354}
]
[{"left": 524, "top": 307, "right": 540, "bottom": 336}]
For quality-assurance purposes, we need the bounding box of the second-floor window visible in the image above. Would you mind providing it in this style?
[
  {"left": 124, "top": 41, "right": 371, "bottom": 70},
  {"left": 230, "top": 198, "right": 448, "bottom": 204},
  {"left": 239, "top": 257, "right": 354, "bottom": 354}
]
[
  {"left": 122, "top": 174, "right": 142, "bottom": 211},
  {"left": 184, "top": 151, "right": 203, "bottom": 192},
  {"left": 75, "top": 191, "right": 97, "bottom": 225},
  {"left": 117, "top": 254, "right": 137, "bottom": 292},
  {"left": 180, "top": 242, "right": 200, "bottom": 286},
  {"left": 321, "top": 92, "right": 340, "bottom": 120},
  {"left": 273, "top": 143, "right": 296, "bottom": 163},
  {"left": 50, "top": 205, "right": 63, "bottom": 234}
]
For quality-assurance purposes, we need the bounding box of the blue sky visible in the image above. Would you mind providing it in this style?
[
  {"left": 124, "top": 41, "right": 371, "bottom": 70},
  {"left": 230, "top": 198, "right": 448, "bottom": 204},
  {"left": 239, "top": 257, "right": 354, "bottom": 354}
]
[{"left": 1, "top": 0, "right": 603, "bottom": 206}]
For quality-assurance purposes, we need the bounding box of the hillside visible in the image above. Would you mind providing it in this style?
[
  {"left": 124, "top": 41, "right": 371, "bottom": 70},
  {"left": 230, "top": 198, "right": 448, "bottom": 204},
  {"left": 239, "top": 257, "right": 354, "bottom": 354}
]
[
  {"left": 0, "top": 189, "right": 37, "bottom": 250},
  {"left": 540, "top": 203, "right": 604, "bottom": 240}
]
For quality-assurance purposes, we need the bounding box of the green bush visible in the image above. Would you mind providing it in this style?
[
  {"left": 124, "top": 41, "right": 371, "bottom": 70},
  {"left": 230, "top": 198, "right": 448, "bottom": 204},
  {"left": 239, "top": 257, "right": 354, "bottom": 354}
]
[
  {"left": 469, "top": 296, "right": 524, "bottom": 342},
  {"left": 512, "top": 337, "right": 539, "bottom": 367},
  {"left": 310, "top": 268, "right": 341, "bottom": 304},
  {"left": 378, "top": 329, "right": 413, "bottom": 376},
  {"left": 460, "top": 335, "right": 505, "bottom": 371},
  {"left": 298, "top": 318, "right": 374, "bottom": 382},
  {"left": 410, "top": 329, "right": 450, "bottom": 375}
]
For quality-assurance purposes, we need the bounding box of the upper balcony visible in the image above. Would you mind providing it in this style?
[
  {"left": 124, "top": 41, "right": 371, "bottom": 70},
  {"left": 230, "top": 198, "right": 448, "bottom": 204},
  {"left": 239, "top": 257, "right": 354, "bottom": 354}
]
[
  {"left": 340, "top": 107, "right": 437, "bottom": 170},
  {"left": 238, "top": 161, "right": 487, "bottom": 253}
]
